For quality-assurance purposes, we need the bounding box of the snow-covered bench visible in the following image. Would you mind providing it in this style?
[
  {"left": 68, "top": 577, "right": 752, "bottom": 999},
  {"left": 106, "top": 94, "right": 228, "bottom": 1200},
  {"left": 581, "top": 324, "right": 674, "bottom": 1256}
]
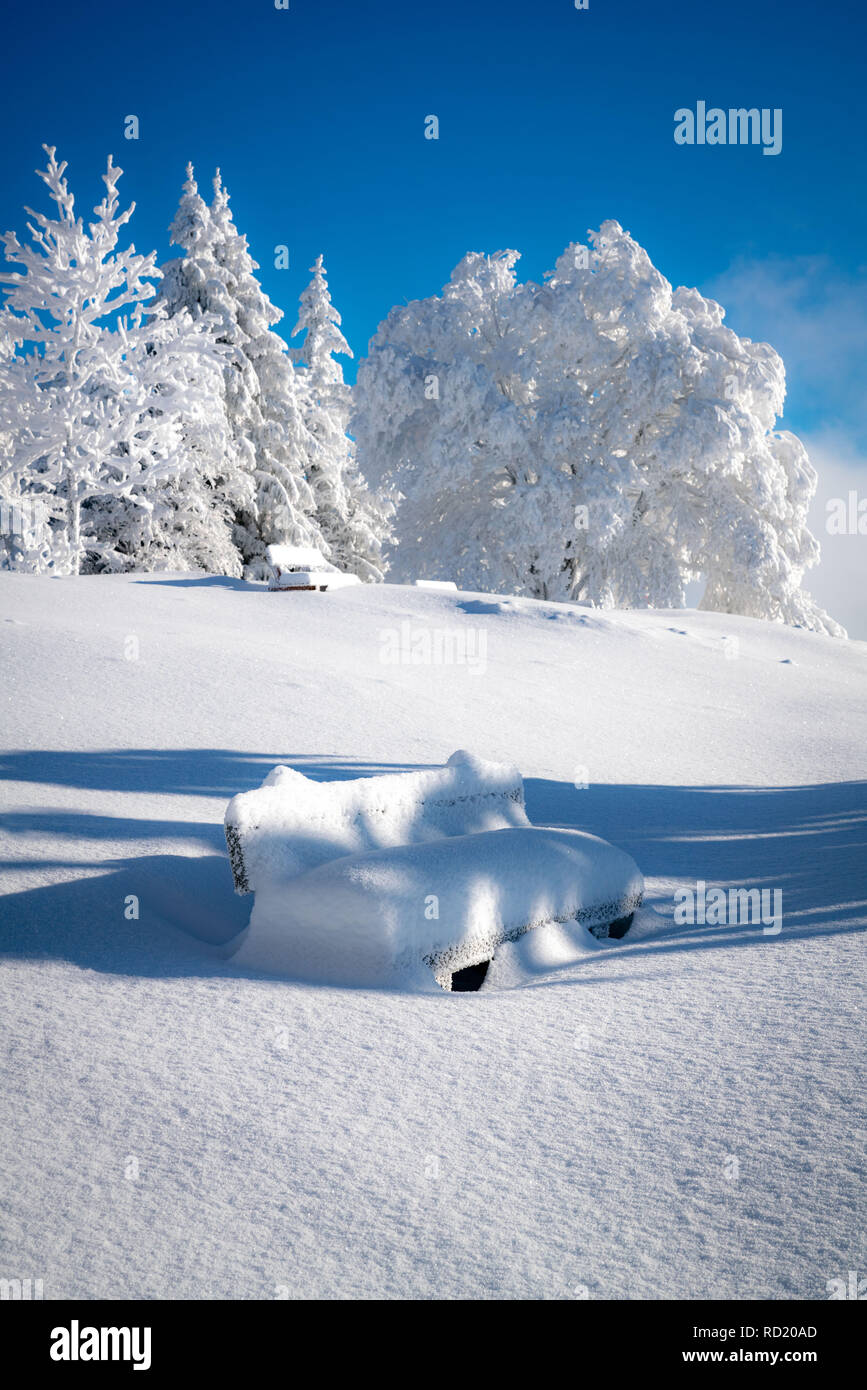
[
  {"left": 224, "top": 751, "right": 643, "bottom": 990},
  {"left": 265, "top": 544, "right": 361, "bottom": 592}
]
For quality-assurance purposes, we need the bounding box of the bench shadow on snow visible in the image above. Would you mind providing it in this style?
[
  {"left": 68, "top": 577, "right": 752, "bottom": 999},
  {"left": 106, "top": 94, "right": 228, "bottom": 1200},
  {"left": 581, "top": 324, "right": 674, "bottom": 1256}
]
[{"left": 0, "top": 747, "right": 864, "bottom": 984}]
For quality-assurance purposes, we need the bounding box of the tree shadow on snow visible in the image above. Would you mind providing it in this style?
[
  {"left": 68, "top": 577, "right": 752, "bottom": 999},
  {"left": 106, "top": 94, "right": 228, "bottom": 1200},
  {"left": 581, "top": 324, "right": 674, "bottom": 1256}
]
[
  {"left": 524, "top": 776, "right": 867, "bottom": 957},
  {"left": 0, "top": 747, "right": 411, "bottom": 798},
  {"left": 0, "top": 749, "right": 426, "bottom": 980},
  {"left": 132, "top": 575, "right": 259, "bottom": 591},
  {"left": 0, "top": 747, "right": 864, "bottom": 981}
]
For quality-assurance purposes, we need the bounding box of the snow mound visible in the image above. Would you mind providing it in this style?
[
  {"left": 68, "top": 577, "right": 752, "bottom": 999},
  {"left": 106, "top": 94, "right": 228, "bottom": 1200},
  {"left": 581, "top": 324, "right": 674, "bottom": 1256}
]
[
  {"left": 232, "top": 826, "right": 644, "bottom": 989},
  {"left": 226, "top": 750, "right": 643, "bottom": 988}
]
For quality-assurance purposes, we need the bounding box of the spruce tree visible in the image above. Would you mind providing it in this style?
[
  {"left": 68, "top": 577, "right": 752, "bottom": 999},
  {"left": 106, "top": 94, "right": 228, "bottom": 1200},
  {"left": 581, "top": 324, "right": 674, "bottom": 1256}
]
[
  {"left": 293, "top": 255, "right": 391, "bottom": 581},
  {"left": 159, "top": 167, "right": 325, "bottom": 576}
]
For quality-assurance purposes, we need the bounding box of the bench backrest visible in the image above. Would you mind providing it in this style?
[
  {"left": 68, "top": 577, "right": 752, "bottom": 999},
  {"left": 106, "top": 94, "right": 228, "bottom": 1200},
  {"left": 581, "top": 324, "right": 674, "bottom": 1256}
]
[
  {"left": 224, "top": 750, "right": 528, "bottom": 894},
  {"left": 266, "top": 544, "right": 332, "bottom": 573}
]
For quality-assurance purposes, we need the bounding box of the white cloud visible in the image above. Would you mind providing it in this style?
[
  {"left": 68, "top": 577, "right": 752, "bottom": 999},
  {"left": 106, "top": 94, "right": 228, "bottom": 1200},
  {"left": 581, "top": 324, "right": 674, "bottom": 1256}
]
[
  {"left": 705, "top": 256, "right": 866, "bottom": 640},
  {"left": 801, "top": 427, "right": 867, "bottom": 640},
  {"left": 705, "top": 255, "right": 867, "bottom": 441}
]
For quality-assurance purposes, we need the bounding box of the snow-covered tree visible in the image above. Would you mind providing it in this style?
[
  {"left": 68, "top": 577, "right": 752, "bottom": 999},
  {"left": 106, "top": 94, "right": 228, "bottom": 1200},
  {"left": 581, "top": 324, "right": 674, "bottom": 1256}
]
[
  {"left": 0, "top": 148, "right": 231, "bottom": 575},
  {"left": 0, "top": 323, "right": 55, "bottom": 571},
  {"left": 292, "top": 255, "right": 391, "bottom": 580},
  {"left": 354, "top": 222, "right": 842, "bottom": 634},
  {"left": 158, "top": 168, "right": 323, "bottom": 577}
]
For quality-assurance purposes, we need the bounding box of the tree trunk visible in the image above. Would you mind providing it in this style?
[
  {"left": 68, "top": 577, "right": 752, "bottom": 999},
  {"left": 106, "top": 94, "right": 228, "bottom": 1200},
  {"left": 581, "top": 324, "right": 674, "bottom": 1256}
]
[{"left": 66, "top": 468, "right": 81, "bottom": 576}]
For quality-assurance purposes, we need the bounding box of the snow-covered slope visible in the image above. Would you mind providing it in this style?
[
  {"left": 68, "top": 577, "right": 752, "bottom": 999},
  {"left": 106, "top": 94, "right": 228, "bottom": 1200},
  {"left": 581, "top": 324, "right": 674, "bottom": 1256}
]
[{"left": 0, "top": 573, "right": 864, "bottom": 1299}]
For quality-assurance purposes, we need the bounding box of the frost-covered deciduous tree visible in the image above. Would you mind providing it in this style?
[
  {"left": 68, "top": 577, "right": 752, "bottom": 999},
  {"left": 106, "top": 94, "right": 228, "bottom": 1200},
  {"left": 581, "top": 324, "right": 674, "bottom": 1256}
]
[
  {"left": 292, "top": 255, "right": 392, "bottom": 581},
  {"left": 0, "top": 323, "right": 57, "bottom": 571},
  {"left": 159, "top": 168, "right": 323, "bottom": 577},
  {"left": 354, "top": 221, "right": 842, "bottom": 634},
  {"left": 0, "top": 148, "right": 230, "bottom": 575}
]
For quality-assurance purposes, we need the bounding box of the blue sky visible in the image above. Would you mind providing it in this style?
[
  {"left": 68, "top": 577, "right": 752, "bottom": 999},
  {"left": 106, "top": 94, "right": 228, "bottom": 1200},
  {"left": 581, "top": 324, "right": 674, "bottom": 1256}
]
[{"left": 3, "top": 0, "right": 865, "bottom": 630}]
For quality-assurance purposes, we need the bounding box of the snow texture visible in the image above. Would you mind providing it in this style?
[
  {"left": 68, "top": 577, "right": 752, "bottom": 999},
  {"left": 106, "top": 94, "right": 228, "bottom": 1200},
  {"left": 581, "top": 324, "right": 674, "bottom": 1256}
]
[
  {"left": 235, "top": 825, "right": 643, "bottom": 989},
  {"left": 0, "top": 573, "right": 863, "bottom": 1299}
]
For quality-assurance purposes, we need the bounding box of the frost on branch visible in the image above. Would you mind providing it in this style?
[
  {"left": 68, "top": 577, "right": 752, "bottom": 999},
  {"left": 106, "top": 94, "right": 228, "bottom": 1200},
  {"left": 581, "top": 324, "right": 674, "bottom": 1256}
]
[
  {"left": 354, "top": 221, "right": 842, "bottom": 635},
  {"left": 0, "top": 148, "right": 231, "bottom": 574}
]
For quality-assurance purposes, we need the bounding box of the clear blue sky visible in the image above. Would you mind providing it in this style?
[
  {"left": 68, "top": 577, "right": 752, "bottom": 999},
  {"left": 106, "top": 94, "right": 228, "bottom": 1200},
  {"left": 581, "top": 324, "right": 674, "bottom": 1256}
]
[{"left": 3, "top": 0, "right": 865, "bottom": 627}]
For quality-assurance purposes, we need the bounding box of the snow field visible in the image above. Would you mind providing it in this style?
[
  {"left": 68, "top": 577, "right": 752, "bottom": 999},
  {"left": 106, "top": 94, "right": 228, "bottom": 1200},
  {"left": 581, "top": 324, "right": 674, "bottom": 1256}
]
[{"left": 0, "top": 573, "right": 864, "bottom": 1298}]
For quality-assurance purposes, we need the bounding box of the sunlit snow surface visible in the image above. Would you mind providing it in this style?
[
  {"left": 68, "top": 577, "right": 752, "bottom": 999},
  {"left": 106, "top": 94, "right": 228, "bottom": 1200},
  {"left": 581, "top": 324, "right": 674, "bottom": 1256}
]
[{"left": 0, "top": 573, "right": 864, "bottom": 1298}]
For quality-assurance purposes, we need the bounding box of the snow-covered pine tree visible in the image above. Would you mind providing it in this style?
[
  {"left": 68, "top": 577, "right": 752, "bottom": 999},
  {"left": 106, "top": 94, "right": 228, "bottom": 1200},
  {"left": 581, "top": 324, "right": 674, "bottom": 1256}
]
[
  {"left": 292, "top": 255, "right": 391, "bottom": 581},
  {"left": 158, "top": 165, "right": 259, "bottom": 571},
  {"left": 210, "top": 177, "right": 331, "bottom": 574},
  {"left": 0, "top": 148, "right": 230, "bottom": 575},
  {"left": 159, "top": 169, "right": 323, "bottom": 578},
  {"left": 138, "top": 163, "right": 253, "bottom": 576},
  {"left": 354, "top": 224, "right": 842, "bottom": 634}
]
